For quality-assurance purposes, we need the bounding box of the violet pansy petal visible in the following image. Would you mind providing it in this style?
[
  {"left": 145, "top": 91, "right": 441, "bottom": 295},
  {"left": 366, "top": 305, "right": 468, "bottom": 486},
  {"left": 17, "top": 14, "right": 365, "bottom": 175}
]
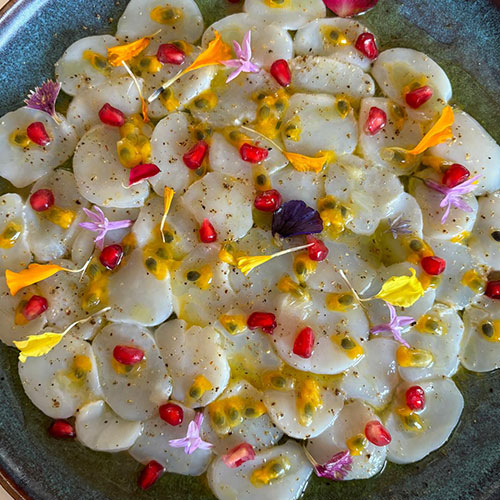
[{"left": 272, "top": 200, "right": 323, "bottom": 238}]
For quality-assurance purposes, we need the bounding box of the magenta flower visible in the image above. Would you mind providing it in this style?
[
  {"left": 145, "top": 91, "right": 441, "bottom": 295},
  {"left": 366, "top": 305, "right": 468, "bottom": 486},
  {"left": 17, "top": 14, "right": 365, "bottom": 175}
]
[
  {"left": 424, "top": 175, "right": 481, "bottom": 224},
  {"left": 222, "top": 31, "right": 260, "bottom": 83},
  {"left": 323, "top": 0, "right": 378, "bottom": 17},
  {"left": 168, "top": 412, "right": 213, "bottom": 455},
  {"left": 370, "top": 302, "right": 414, "bottom": 347},
  {"left": 79, "top": 206, "right": 133, "bottom": 250},
  {"left": 303, "top": 446, "right": 353, "bottom": 481},
  {"left": 24, "top": 79, "right": 62, "bottom": 122}
]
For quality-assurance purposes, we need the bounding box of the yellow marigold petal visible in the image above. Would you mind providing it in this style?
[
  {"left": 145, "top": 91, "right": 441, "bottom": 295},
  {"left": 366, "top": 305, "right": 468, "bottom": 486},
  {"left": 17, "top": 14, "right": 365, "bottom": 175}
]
[
  {"left": 236, "top": 255, "right": 273, "bottom": 276},
  {"left": 182, "top": 31, "right": 232, "bottom": 74},
  {"left": 284, "top": 151, "right": 329, "bottom": 174},
  {"left": 160, "top": 186, "right": 176, "bottom": 241},
  {"left": 14, "top": 332, "right": 64, "bottom": 363},
  {"left": 375, "top": 268, "right": 424, "bottom": 308},
  {"left": 108, "top": 37, "right": 151, "bottom": 67},
  {"left": 5, "top": 264, "right": 64, "bottom": 296}
]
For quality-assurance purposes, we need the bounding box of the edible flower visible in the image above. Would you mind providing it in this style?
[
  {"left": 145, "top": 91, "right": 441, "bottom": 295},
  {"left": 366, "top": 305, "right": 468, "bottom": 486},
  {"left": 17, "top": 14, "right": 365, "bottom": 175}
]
[
  {"left": 386, "top": 214, "right": 412, "bottom": 239},
  {"left": 160, "top": 186, "right": 176, "bottom": 242},
  {"left": 303, "top": 446, "right": 353, "bottom": 480},
  {"left": 168, "top": 412, "right": 213, "bottom": 455},
  {"left": 79, "top": 206, "right": 133, "bottom": 250},
  {"left": 283, "top": 151, "right": 334, "bottom": 174},
  {"left": 222, "top": 30, "right": 260, "bottom": 83},
  {"left": 107, "top": 36, "right": 151, "bottom": 67},
  {"left": 370, "top": 302, "right": 414, "bottom": 347},
  {"left": 374, "top": 268, "right": 424, "bottom": 308},
  {"left": 272, "top": 200, "right": 323, "bottom": 238},
  {"left": 24, "top": 79, "right": 62, "bottom": 123},
  {"left": 323, "top": 0, "right": 378, "bottom": 17}
]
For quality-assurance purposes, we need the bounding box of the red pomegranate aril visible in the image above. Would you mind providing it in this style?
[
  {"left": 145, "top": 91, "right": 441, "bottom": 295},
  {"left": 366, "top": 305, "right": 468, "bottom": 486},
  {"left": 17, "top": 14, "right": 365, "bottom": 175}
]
[
  {"left": 129, "top": 163, "right": 160, "bottom": 185},
  {"left": 420, "top": 255, "right": 446, "bottom": 276},
  {"left": 240, "top": 143, "right": 269, "bottom": 163},
  {"left": 247, "top": 312, "right": 277, "bottom": 334},
  {"left": 442, "top": 163, "right": 470, "bottom": 188},
  {"left": 270, "top": 59, "right": 291, "bottom": 87},
  {"left": 293, "top": 327, "right": 315, "bottom": 359},
  {"left": 183, "top": 140, "right": 209, "bottom": 169},
  {"left": 138, "top": 460, "right": 164, "bottom": 490},
  {"left": 254, "top": 189, "right": 282, "bottom": 212},
  {"left": 364, "top": 420, "right": 391, "bottom": 446},
  {"left": 113, "top": 345, "right": 145, "bottom": 365},
  {"left": 26, "top": 122, "right": 51, "bottom": 146},
  {"left": 222, "top": 443, "right": 256, "bottom": 468},
  {"left": 29, "top": 188, "right": 55, "bottom": 212},
  {"left": 405, "top": 385, "right": 425, "bottom": 411},
  {"left": 99, "top": 244, "right": 123, "bottom": 270},
  {"left": 156, "top": 43, "right": 186, "bottom": 65},
  {"left": 485, "top": 280, "right": 500, "bottom": 300},
  {"left": 49, "top": 419, "right": 75, "bottom": 439},
  {"left": 159, "top": 402, "right": 184, "bottom": 426},
  {"left": 98, "top": 103, "right": 126, "bottom": 127},
  {"left": 227, "top": 0, "right": 241, "bottom": 3},
  {"left": 355, "top": 33, "right": 378, "bottom": 60},
  {"left": 306, "top": 235, "right": 329, "bottom": 262},
  {"left": 22, "top": 295, "right": 48, "bottom": 321},
  {"left": 199, "top": 218, "right": 217, "bottom": 243},
  {"left": 405, "top": 85, "right": 433, "bottom": 109},
  {"left": 364, "top": 106, "right": 387, "bottom": 135}
]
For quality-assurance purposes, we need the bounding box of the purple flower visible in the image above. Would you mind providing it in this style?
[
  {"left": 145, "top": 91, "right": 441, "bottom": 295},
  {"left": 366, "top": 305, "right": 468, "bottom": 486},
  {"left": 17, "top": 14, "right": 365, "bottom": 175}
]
[
  {"left": 303, "top": 446, "right": 353, "bottom": 481},
  {"left": 24, "top": 80, "right": 62, "bottom": 122},
  {"left": 168, "top": 412, "right": 213, "bottom": 455},
  {"left": 222, "top": 31, "right": 260, "bottom": 83},
  {"left": 272, "top": 200, "right": 323, "bottom": 238},
  {"left": 370, "top": 302, "right": 414, "bottom": 347},
  {"left": 386, "top": 214, "right": 412, "bottom": 239},
  {"left": 79, "top": 206, "right": 133, "bottom": 250},
  {"left": 424, "top": 175, "right": 481, "bottom": 224}
]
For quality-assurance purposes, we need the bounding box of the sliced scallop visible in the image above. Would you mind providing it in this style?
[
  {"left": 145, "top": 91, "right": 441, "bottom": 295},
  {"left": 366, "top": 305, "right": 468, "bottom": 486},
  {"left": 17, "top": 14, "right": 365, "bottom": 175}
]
[{"left": 271, "top": 166, "right": 325, "bottom": 208}]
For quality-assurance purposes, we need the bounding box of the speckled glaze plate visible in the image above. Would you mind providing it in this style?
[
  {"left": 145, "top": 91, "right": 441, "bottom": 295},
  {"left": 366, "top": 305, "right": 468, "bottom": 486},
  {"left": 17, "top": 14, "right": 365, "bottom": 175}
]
[{"left": 0, "top": 0, "right": 499, "bottom": 499}]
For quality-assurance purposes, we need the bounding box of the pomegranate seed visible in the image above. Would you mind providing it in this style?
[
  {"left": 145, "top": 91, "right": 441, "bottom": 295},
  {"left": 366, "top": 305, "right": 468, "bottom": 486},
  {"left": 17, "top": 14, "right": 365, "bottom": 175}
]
[
  {"left": 129, "top": 163, "right": 160, "bottom": 185},
  {"left": 293, "top": 327, "right": 315, "bottom": 358},
  {"left": 405, "top": 385, "right": 425, "bottom": 411},
  {"left": 306, "top": 235, "right": 329, "bottom": 262},
  {"left": 240, "top": 143, "right": 269, "bottom": 163},
  {"left": 442, "top": 163, "right": 470, "bottom": 188},
  {"left": 156, "top": 43, "right": 186, "bottom": 65},
  {"left": 159, "top": 402, "right": 184, "bottom": 426},
  {"left": 49, "top": 419, "right": 75, "bottom": 439},
  {"left": 99, "top": 244, "right": 123, "bottom": 270},
  {"left": 98, "top": 103, "right": 126, "bottom": 127},
  {"left": 199, "top": 218, "right": 217, "bottom": 243},
  {"left": 30, "top": 188, "right": 55, "bottom": 212},
  {"left": 420, "top": 255, "right": 446, "bottom": 276},
  {"left": 364, "top": 106, "right": 387, "bottom": 135},
  {"left": 364, "top": 420, "right": 391, "bottom": 446},
  {"left": 405, "top": 85, "right": 433, "bottom": 109},
  {"left": 113, "top": 345, "right": 145, "bottom": 365},
  {"left": 354, "top": 33, "right": 378, "bottom": 60},
  {"left": 222, "top": 443, "right": 256, "bottom": 468},
  {"left": 26, "top": 122, "right": 51, "bottom": 146},
  {"left": 270, "top": 59, "right": 291, "bottom": 87},
  {"left": 22, "top": 295, "right": 48, "bottom": 320},
  {"left": 254, "top": 189, "right": 282, "bottom": 212},
  {"left": 485, "top": 280, "right": 500, "bottom": 300},
  {"left": 138, "top": 460, "right": 164, "bottom": 490},
  {"left": 247, "top": 312, "right": 277, "bottom": 334},
  {"left": 183, "top": 140, "right": 209, "bottom": 169},
  {"left": 227, "top": 0, "right": 241, "bottom": 3}
]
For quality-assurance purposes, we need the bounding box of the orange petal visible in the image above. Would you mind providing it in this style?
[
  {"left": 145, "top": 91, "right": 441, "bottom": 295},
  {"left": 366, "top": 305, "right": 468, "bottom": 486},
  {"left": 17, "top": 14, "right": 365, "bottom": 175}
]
[
  {"left": 284, "top": 151, "right": 329, "bottom": 174},
  {"left": 5, "top": 264, "right": 64, "bottom": 296},
  {"left": 180, "top": 31, "right": 232, "bottom": 75},
  {"left": 108, "top": 37, "right": 151, "bottom": 67}
]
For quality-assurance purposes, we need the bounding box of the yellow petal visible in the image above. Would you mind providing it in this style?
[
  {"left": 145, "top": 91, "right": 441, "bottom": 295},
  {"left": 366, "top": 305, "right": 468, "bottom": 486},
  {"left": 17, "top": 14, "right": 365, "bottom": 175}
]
[
  {"left": 14, "top": 332, "right": 64, "bottom": 363},
  {"left": 160, "top": 186, "right": 176, "bottom": 241},
  {"left": 236, "top": 255, "right": 273, "bottom": 276},
  {"left": 108, "top": 37, "right": 151, "bottom": 67},
  {"left": 407, "top": 106, "right": 454, "bottom": 155},
  {"left": 5, "top": 264, "right": 64, "bottom": 296},
  {"left": 284, "top": 151, "right": 330, "bottom": 174},
  {"left": 181, "top": 31, "right": 232, "bottom": 75},
  {"left": 375, "top": 268, "right": 424, "bottom": 308}
]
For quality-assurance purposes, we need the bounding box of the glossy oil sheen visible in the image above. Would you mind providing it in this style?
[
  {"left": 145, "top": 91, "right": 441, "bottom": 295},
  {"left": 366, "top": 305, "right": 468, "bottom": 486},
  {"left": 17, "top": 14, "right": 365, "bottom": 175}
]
[{"left": 0, "top": 0, "right": 499, "bottom": 499}]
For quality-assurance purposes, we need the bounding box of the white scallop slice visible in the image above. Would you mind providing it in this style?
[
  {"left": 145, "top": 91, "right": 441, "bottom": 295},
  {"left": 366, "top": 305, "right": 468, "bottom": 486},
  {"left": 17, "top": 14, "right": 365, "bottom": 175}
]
[
  {"left": 306, "top": 400, "right": 387, "bottom": 480},
  {"left": 201, "top": 380, "right": 283, "bottom": 455},
  {"left": 76, "top": 400, "right": 142, "bottom": 452},
  {"left": 282, "top": 93, "right": 357, "bottom": 157},
  {"left": 129, "top": 404, "right": 213, "bottom": 475},
  {"left": 181, "top": 172, "right": 254, "bottom": 241},
  {"left": 25, "top": 170, "right": 89, "bottom": 263},
  {"left": 73, "top": 124, "right": 150, "bottom": 208},
  {"left": 290, "top": 56, "right": 375, "bottom": 102},
  {"left": 116, "top": 0, "right": 204, "bottom": 44},
  {"left": 429, "top": 110, "right": 500, "bottom": 196},
  {"left": 55, "top": 35, "right": 126, "bottom": 96},
  {"left": 105, "top": 248, "right": 173, "bottom": 326},
  {"left": 358, "top": 97, "right": 423, "bottom": 174},
  {"left": 324, "top": 154, "right": 403, "bottom": 235},
  {"left": 460, "top": 297, "right": 500, "bottom": 372},
  {"left": 294, "top": 18, "right": 375, "bottom": 71},
  {"left": 92, "top": 323, "right": 171, "bottom": 420},
  {"left": 412, "top": 167, "right": 478, "bottom": 241},
  {"left": 384, "top": 378, "right": 463, "bottom": 464},
  {"left": 202, "top": 13, "right": 293, "bottom": 69},
  {"left": 155, "top": 319, "right": 230, "bottom": 408},
  {"left": 18, "top": 334, "right": 101, "bottom": 419},
  {"left": 208, "top": 440, "right": 313, "bottom": 500},
  {"left": 271, "top": 166, "right": 325, "bottom": 208},
  {"left": 0, "top": 108, "right": 77, "bottom": 188},
  {"left": 243, "top": 0, "right": 325, "bottom": 30},
  {"left": 468, "top": 193, "right": 500, "bottom": 268},
  {"left": 66, "top": 77, "right": 143, "bottom": 138},
  {"left": 340, "top": 338, "right": 400, "bottom": 409},
  {"left": 0, "top": 193, "right": 31, "bottom": 273},
  {"left": 371, "top": 48, "right": 452, "bottom": 121},
  {"left": 385, "top": 193, "right": 424, "bottom": 239}
]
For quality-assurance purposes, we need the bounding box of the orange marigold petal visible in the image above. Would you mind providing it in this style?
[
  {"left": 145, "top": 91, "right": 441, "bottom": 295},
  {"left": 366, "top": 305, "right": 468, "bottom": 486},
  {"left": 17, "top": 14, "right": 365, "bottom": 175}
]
[
  {"left": 5, "top": 264, "right": 64, "bottom": 296},
  {"left": 284, "top": 152, "right": 328, "bottom": 174},
  {"left": 408, "top": 105, "right": 454, "bottom": 155},
  {"left": 181, "top": 31, "right": 232, "bottom": 74},
  {"left": 108, "top": 37, "right": 151, "bottom": 67}
]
